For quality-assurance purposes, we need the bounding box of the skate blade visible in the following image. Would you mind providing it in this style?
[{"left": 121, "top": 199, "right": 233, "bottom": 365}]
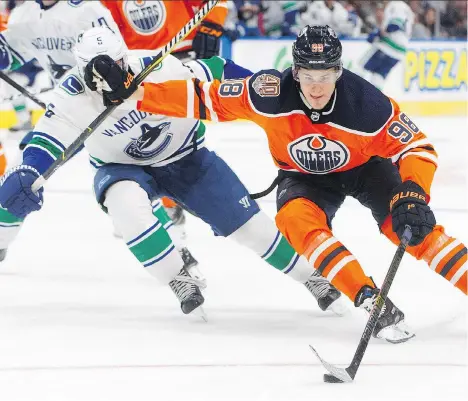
[
  {"left": 192, "top": 306, "right": 208, "bottom": 322},
  {"left": 375, "top": 320, "right": 415, "bottom": 344},
  {"left": 326, "top": 298, "right": 348, "bottom": 316}
]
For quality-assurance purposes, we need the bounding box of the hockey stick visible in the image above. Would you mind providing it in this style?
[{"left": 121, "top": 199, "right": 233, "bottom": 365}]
[
  {"left": 309, "top": 225, "right": 412, "bottom": 383},
  {"left": 30, "top": 0, "right": 219, "bottom": 192},
  {"left": 0, "top": 70, "right": 47, "bottom": 109}
]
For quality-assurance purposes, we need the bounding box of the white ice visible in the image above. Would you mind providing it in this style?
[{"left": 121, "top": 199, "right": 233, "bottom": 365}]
[{"left": 0, "top": 117, "right": 467, "bottom": 401}]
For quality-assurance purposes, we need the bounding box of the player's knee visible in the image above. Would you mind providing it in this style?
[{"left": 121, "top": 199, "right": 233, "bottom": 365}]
[
  {"left": 103, "top": 180, "right": 153, "bottom": 229},
  {"left": 275, "top": 198, "right": 330, "bottom": 255}
]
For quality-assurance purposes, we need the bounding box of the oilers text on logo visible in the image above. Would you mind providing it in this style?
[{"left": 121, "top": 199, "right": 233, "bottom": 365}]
[
  {"left": 124, "top": 1, "right": 166, "bottom": 36},
  {"left": 288, "top": 134, "right": 350, "bottom": 174}
]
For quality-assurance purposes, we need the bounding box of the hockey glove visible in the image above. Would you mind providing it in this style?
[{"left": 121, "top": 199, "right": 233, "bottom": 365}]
[
  {"left": 84, "top": 55, "right": 137, "bottom": 107},
  {"left": 367, "top": 29, "right": 381, "bottom": 44},
  {"left": 0, "top": 165, "right": 43, "bottom": 219},
  {"left": 192, "top": 21, "right": 223, "bottom": 59},
  {"left": 389, "top": 181, "right": 435, "bottom": 246}
]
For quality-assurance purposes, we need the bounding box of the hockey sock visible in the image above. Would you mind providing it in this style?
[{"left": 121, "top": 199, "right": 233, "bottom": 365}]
[
  {"left": 151, "top": 198, "right": 187, "bottom": 250},
  {"left": 382, "top": 217, "right": 467, "bottom": 294},
  {"left": 228, "top": 211, "right": 316, "bottom": 282},
  {"left": 104, "top": 181, "right": 183, "bottom": 284},
  {"left": 276, "top": 198, "right": 374, "bottom": 302}
]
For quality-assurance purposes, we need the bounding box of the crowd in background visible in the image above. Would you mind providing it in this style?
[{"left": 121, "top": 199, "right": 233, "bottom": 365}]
[{"left": 224, "top": 0, "right": 467, "bottom": 39}]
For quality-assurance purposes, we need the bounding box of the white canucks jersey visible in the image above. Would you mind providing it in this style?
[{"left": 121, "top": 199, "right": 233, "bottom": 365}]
[
  {"left": 377, "top": 1, "right": 414, "bottom": 59},
  {"left": 0, "top": 0, "right": 120, "bottom": 80},
  {"left": 25, "top": 51, "right": 228, "bottom": 172}
]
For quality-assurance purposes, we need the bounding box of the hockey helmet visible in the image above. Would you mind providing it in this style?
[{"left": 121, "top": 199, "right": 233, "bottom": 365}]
[
  {"left": 74, "top": 26, "right": 128, "bottom": 79},
  {"left": 292, "top": 25, "right": 342, "bottom": 73}
]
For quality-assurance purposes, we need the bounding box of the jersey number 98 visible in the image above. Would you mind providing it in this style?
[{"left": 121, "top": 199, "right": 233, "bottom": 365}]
[
  {"left": 218, "top": 81, "right": 244, "bottom": 97},
  {"left": 387, "top": 113, "right": 419, "bottom": 144}
]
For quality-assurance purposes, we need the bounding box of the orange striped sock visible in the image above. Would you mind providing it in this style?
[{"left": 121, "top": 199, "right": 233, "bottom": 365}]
[
  {"left": 423, "top": 233, "right": 467, "bottom": 294},
  {"left": 305, "top": 232, "right": 374, "bottom": 302}
]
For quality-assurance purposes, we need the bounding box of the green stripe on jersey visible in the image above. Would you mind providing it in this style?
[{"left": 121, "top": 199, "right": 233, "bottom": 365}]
[
  {"left": 0, "top": 207, "right": 23, "bottom": 224},
  {"left": 27, "top": 136, "right": 63, "bottom": 159},
  {"left": 90, "top": 155, "right": 106, "bottom": 166},
  {"left": 381, "top": 36, "right": 406, "bottom": 53},
  {"left": 264, "top": 235, "right": 297, "bottom": 272},
  {"left": 198, "top": 56, "right": 226, "bottom": 80},
  {"left": 129, "top": 222, "right": 173, "bottom": 264}
]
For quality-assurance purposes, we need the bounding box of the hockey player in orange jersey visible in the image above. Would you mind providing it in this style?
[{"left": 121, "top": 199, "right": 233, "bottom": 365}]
[
  {"left": 85, "top": 25, "right": 467, "bottom": 343},
  {"left": 101, "top": 0, "right": 228, "bottom": 59}
]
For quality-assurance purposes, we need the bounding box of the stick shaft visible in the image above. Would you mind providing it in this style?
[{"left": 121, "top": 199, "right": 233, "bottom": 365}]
[{"left": 346, "top": 225, "right": 412, "bottom": 379}]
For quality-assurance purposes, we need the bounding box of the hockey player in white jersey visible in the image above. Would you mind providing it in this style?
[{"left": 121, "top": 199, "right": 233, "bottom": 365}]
[
  {"left": 356, "top": 1, "right": 414, "bottom": 90},
  {"left": 0, "top": 0, "right": 195, "bottom": 269},
  {"left": 0, "top": 0, "right": 120, "bottom": 259},
  {"left": 0, "top": 27, "right": 347, "bottom": 316}
]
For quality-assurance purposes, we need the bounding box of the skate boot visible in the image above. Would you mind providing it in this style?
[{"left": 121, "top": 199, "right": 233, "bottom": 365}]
[
  {"left": 355, "top": 285, "right": 415, "bottom": 344},
  {"left": 304, "top": 270, "right": 348, "bottom": 316},
  {"left": 165, "top": 204, "right": 186, "bottom": 225},
  {"left": 169, "top": 267, "right": 206, "bottom": 315}
]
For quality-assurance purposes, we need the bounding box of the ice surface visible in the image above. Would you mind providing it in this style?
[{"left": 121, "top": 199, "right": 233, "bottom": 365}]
[{"left": 0, "top": 117, "right": 466, "bottom": 401}]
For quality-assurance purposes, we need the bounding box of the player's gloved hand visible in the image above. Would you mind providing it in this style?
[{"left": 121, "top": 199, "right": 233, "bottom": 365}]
[
  {"left": 389, "top": 180, "right": 435, "bottom": 246},
  {"left": 367, "top": 29, "right": 381, "bottom": 43},
  {"left": 84, "top": 54, "right": 137, "bottom": 107},
  {"left": 192, "top": 21, "right": 223, "bottom": 59},
  {"left": 0, "top": 165, "right": 43, "bottom": 219}
]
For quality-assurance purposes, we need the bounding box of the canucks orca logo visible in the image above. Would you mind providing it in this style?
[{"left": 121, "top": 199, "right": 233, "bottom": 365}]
[
  {"left": 288, "top": 134, "right": 350, "bottom": 174},
  {"left": 125, "top": 122, "right": 173, "bottom": 160},
  {"left": 124, "top": 1, "right": 166, "bottom": 35}
]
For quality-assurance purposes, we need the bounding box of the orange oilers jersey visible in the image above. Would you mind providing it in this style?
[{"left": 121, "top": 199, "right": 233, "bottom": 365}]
[
  {"left": 101, "top": 0, "right": 228, "bottom": 52},
  {"left": 137, "top": 68, "right": 439, "bottom": 197}
]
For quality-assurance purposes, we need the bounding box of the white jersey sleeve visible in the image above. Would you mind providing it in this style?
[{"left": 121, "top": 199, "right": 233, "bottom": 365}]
[{"left": 380, "top": 1, "right": 414, "bottom": 53}]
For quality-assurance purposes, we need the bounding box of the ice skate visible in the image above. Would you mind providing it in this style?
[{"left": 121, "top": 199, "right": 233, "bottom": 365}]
[
  {"left": 169, "top": 267, "right": 206, "bottom": 319},
  {"left": 304, "top": 270, "right": 348, "bottom": 316},
  {"left": 355, "top": 285, "right": 415, "bottom": 344}
]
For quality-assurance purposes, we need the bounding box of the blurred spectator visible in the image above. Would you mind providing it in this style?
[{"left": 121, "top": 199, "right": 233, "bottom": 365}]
[
  {"left": 223, "top": 0, "right": 467, "bottom": 39},
  {"left": 233, "top": 0, "right": 262, "bottom": 36},
  {"left": 297, "top": 0, "right": 363, "bottom": 37}
]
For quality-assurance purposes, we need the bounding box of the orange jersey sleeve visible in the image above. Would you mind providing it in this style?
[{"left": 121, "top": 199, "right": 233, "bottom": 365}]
[
  {"left": 138, "top": 77, "right": 265, "bottom": 124},
  {"left": 101, "top": 0, "right": 227, "bottom": 52},
  {"left": 365, "top": 98, "right": 438, "bottom": 196}
]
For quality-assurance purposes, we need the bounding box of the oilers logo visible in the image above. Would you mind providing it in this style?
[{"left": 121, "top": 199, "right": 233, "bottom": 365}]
[
  {"left": 288, "top": 134, "right": 349, "bottom": 174},
  {"left": 125, "top": 122, "right": 173, "bottom": 160},
  {"left": 123, "top": 1, "right": 166, "bottom": 35}
]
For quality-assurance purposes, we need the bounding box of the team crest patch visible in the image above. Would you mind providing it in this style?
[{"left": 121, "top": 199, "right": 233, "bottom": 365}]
[
  {"left": 288, "top": 134, "right": 349, "bottom": 174},
  {"left": 123, "top": 0, "right": 166, "bottom": 36},
  {"left": 252, "top": 74, "right": 280, "bottom": 97},
  {"left": 124, "top": 122, "right": 173, "bottom": 160},
  {"left": 59, "top": 75, "right": 84, "bottom": 96}
]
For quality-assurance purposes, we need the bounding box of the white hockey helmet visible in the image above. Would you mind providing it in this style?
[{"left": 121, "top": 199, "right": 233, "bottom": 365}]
[{"left": 74, "top": 26, "right": 128, "bottom": 78}]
